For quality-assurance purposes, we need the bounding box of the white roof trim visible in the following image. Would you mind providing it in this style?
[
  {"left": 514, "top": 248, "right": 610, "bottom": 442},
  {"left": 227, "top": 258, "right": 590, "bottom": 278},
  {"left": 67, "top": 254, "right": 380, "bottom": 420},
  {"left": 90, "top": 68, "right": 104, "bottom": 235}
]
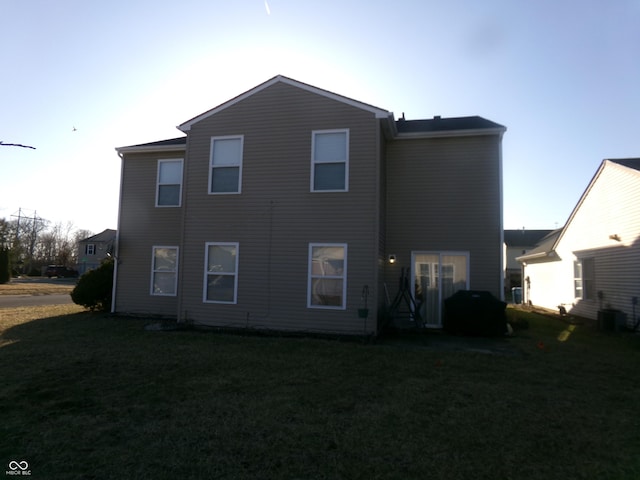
[
  {"left": 395, "top": 127, "right": 506, "bottom": 139},
  {"left": 178, "top": 75, "right": 391, "bottom": 132},
  {"left": 116, "top": 144, "right": 186, "bottom": 154}
]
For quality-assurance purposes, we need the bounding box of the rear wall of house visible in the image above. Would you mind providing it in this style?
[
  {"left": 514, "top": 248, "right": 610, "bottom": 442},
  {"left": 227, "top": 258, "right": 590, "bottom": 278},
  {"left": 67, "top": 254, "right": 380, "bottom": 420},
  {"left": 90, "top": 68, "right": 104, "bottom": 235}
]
[
  {"left": 384, "top": 135, "right": 503, "bottom": 298},
  {"left": 178, "top": 83, "right": 383, "bottom": 334}
]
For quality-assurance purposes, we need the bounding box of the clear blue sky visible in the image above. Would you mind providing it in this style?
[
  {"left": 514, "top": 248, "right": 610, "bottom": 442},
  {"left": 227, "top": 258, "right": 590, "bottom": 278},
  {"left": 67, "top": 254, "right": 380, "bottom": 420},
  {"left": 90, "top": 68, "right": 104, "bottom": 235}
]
[{"left": 2, "top": 0, "right": 639, "bottom": 234}]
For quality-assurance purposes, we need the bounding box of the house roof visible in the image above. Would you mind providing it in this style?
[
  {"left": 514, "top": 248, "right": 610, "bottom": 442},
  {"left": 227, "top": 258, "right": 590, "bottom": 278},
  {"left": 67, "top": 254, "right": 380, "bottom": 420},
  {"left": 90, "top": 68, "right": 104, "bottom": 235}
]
[
  {"left": 79, "top": 229, "right": 116, "bottom": 243},
  {"left": 178, "top": 75, "right": 392, "bottom": 132},
  {"left": 116, "top": 136, "right": 186, "bottom": 154},
  {"left": 504, "top": 229, "right": 554, "bottom": 247},
  {"left": 396, "top": 116, "right": 506, "bottom": 138},
  {"left": 608, "top": 158, "right": 640, "bottom": 172},
  {"left": 116, "top": 76, "right": 506, "bottom": 152},
  {"left": 515, "top": 229, "right": 563, "bottom": 262}
]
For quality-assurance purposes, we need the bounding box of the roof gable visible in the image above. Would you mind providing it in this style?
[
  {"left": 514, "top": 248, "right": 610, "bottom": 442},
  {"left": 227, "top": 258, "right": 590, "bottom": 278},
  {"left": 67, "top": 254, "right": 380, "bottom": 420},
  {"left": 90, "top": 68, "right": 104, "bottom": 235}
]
[
  {"left": 80, "top": 229, "right": 116, "bottom": 243},
  {"left": 518, "top": 157, "right": 640, "bottom": 262},
  {"left": 178, "top": 75, "right": 391, "bottom": 132}
]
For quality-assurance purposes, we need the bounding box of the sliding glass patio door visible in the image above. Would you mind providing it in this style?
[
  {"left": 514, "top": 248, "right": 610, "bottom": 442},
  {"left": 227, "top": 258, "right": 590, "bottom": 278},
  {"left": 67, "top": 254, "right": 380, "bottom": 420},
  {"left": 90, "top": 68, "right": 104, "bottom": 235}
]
[{"left": 411, "top": 252, "right": 469, "bottom": 328}]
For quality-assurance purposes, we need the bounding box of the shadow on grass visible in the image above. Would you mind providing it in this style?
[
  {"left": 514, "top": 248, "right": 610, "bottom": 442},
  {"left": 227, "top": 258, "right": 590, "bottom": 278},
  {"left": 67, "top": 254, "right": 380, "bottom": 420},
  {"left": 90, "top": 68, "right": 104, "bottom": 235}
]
[{"left": 1, "top": 309, "right": 640, "bottom": 479}]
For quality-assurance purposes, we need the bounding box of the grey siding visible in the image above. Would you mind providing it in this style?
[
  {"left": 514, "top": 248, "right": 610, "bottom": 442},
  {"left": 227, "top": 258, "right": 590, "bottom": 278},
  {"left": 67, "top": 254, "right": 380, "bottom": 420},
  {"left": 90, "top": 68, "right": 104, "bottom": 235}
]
[
  {"left": 178, "top": 82, "right": 382, "bottom": 334},
  {"left": 115, "top": 151, "right": 184, "bottom": 316},
  {"left": 384, "top": 135, "right": 503, "bottom": 298}
]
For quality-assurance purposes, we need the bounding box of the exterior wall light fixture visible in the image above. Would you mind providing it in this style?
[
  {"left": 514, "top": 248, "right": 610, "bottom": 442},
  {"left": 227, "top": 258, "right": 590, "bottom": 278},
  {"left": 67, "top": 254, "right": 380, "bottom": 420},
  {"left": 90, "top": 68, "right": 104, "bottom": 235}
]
[{"left": 388, "top": 254, "right": 396, "bottom": 264}]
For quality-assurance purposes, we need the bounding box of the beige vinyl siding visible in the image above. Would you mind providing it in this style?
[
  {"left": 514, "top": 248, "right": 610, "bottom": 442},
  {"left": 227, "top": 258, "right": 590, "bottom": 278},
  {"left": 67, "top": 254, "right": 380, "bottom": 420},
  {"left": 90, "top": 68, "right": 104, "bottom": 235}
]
[
  {"left": 115, "top": 151, "right": 183, "bottom": 316},
  {"left": 384, "top": 135, "right": 503, "bottom": 298},
  {"left": 178, "top": 82, "right": 382, "bottom": 334}
]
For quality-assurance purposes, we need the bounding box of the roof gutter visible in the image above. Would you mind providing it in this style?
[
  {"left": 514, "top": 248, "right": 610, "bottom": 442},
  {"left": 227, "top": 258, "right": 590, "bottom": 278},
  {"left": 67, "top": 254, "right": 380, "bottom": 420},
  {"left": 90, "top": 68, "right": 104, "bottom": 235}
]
[
  {"left": 395, "top": 127, "right": 507, "bottom": 139},
  {"left": 115, "top": 144, "right": 186, "bottom": 154}
]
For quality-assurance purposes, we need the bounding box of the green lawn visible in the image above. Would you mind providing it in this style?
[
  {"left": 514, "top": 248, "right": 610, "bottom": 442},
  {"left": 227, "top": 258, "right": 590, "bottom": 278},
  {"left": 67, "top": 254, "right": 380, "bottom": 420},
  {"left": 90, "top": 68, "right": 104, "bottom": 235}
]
[{"left": 1, "top": 306, "right": 639, "bottom": 479}]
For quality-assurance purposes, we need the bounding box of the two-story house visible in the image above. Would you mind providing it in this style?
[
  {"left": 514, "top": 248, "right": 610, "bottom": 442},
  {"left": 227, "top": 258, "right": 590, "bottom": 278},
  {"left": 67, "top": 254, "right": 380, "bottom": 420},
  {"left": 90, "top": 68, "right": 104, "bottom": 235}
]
[
  {"left": 113, "top": 75, "right": 506, "bottom": 335},
  {"left": 77, "top": 228, "right": 116, "bottom": 275}
]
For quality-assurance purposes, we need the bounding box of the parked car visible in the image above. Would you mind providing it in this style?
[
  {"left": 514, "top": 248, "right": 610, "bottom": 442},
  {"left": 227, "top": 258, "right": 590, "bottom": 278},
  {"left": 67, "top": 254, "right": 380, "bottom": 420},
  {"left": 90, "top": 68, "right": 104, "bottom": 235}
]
[{"left": 45, "top": 265, "right": 79, "bottom": 278}]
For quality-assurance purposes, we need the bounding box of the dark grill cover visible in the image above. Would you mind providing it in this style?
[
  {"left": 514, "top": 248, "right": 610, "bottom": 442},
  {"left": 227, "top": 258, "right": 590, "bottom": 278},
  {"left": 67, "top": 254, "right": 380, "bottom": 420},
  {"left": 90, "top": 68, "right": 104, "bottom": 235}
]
[{"left": 443, "top": 290, "right": 507, "bottom": 336}]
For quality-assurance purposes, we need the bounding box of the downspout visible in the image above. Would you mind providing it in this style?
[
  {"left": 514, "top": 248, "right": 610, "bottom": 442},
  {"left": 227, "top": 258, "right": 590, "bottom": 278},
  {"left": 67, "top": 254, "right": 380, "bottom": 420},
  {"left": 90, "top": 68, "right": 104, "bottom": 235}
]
[
  {"left": 176, "top": 138, "right": 189, "bottom": 323},
  {"left": 111, "top": 153, "right": 125, "bottom": 313},
  {"left": 498, "top": 131, "right": 505, "bottom": 301}
]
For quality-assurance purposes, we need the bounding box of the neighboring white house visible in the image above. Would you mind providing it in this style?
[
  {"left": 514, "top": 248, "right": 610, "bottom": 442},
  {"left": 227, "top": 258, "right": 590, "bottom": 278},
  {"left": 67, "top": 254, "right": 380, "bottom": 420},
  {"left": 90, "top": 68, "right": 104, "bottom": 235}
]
[{"left": 517, "top": 159, "right": 640, "bottom": 327}]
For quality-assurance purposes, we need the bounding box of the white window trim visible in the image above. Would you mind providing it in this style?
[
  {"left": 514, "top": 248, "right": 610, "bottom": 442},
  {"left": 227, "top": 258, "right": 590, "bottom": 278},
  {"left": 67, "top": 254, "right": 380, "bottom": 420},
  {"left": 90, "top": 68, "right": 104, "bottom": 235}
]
[
  {"left": 209, "top": 135, "right": 244, "bottom": 195},
  {"left": 155, "top": 159, "right": 183, "bottom": 207},
  {"left": 150, "top": 246, "right": 179, "bottom": 296},
  {"left": 86, "top": 244, "right": 96, "bottom": 255},
  {"left": 203, "top": 242, "right": 239, "bottom": 304},
  {"left": 307, "top": 242, "right": 348, "bottom": 310},
  {"left": 310, "top": 129, "right": 349, "bottom": 192}
]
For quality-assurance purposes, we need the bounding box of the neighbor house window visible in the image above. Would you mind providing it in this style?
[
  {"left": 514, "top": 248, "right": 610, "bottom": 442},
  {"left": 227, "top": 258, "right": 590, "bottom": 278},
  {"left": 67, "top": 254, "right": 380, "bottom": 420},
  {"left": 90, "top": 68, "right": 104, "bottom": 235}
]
[
  {"left": 85, "top": 244, "right": 96, "bottom": 255},
  {"left": 156, "top": 159, "right": 183, "bottom": 207},
  {"left": 311, "top": 130, "right": 348, "bottom": 191},
  {"left": 308, "top": 243, "right": 347, "bottom": 309},
  {"left": 574, "top": 258, "right": 595, "bottom": 300},
  {"left": 204, "top": 242, "right": 238, "bottom": 303},
  {"left": 210, "top": 136, "right": 243, "bottom": 194},
  {"left": 151, "top": 246, "right": 178, "bottom": 296}
]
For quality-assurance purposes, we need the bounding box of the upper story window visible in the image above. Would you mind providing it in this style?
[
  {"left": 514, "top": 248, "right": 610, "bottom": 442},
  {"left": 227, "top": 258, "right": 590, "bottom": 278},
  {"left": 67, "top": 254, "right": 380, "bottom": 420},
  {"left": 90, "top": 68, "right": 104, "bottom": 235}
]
[
  {"left": 85, "top": 244, "right": 96, "bottom": 255},
  {"left": 156, "top": 159, "right": 183, "bottom": 207},
  {"left": 311, "top": 129, "right": 349, "bottom": 192},
  {"left": 210, "top": 136, "right": 243, "bottom": 194}
]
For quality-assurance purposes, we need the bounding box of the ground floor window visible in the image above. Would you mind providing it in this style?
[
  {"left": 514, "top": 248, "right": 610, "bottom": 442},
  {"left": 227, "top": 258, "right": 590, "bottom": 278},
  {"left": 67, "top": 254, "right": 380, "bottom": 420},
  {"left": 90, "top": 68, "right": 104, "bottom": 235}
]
[
  {"left": 574, "top": 257, "right": 595, "bottom": 300},
  {"left": 308, "top": 243, "right": 347, "bottom": 309},
  {"left": 151, "top": 246, "right": 178, "bottom": 296},
  {"left": 204, "top": 242, "right": 239, "bottom": 303}
]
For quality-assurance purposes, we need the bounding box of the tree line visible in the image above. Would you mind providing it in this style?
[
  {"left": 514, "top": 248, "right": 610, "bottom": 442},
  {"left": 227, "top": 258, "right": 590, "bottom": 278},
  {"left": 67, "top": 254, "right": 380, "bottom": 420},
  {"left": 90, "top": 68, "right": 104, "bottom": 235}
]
[{"left": 0, "top": 216, "right": 92, "bottom": 277}]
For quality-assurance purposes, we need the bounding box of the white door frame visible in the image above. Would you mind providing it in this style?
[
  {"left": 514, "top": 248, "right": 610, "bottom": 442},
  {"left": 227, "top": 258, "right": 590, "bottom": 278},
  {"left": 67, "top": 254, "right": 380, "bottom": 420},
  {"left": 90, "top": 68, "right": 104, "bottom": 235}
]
[{"left": 411, "top": 251, "right": 470, "bottom": 327}]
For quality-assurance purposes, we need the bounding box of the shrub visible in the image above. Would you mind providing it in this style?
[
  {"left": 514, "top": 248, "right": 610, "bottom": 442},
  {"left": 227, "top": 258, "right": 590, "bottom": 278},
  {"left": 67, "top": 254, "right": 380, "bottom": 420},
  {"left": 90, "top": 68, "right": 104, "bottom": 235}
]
[
  {"left": 0, "top": 247, "right": 10, "bottom": 284},
  {"left": 71, "top": 258, "right": 114, "bottom": 311}
]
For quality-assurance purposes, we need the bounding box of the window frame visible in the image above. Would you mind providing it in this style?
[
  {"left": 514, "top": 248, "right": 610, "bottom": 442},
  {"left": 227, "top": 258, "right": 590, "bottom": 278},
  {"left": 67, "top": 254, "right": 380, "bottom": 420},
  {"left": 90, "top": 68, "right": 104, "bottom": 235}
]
[
  {"left": 203, "top": 242, "right": 239, "bottom": 304},
  {"left": 575, "top": 257, "right": 595, "bottom": 300},
  {"left": 307, "top": 243, "right": 348, "bottom": 310},
  {"left": 310, "top": 129, "right": 349, "bottom": 192},
  {"left": 209, "top": 135, "right": 244, "bottom": 195},
  {"left": 155, "top": 159, "right": 184, "bottom": 207},
  {"left": 150, "top": 246, "right": 179, "bottom": 296},
  {"left": 85, "top": 244, "right": 96, "bottom": 255}
]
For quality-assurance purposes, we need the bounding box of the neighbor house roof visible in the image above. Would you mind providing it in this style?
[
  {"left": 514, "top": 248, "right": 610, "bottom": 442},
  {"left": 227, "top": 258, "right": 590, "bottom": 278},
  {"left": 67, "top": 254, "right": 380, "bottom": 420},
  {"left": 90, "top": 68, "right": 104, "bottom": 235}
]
[
  {"left": 504, "top": 229, "right": 554, "bottom": 247},
  {"left": 79, "top": 229, "right": 117, "bottom": 243},
  {"left": 609, "top": 158, "right": 640, "bottom": 172},
  {"left": 516, "top": 229, "right": 563, "bottom": 262}
]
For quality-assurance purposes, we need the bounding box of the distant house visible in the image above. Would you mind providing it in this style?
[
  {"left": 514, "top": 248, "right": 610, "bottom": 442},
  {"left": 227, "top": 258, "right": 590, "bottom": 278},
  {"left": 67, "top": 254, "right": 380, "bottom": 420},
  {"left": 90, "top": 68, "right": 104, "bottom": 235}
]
[
  {"left": 112, "top": 75, "right": 506, "bottom": 335},
  {"left": 504, "top": 229, "right": 553, "bottom": 292},
  {"left": 77, "top": 229, "right": 116, "bottom": 275},
  {"left": 518, "top": 159, "right": 640, "bottom": 325}
]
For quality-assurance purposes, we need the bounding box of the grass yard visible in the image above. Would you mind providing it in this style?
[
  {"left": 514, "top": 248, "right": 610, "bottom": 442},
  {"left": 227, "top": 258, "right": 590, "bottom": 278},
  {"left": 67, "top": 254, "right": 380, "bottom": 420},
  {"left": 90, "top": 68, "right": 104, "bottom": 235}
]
[{"left": 1, "top": 306, "right": 639, "bottom": 479}]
